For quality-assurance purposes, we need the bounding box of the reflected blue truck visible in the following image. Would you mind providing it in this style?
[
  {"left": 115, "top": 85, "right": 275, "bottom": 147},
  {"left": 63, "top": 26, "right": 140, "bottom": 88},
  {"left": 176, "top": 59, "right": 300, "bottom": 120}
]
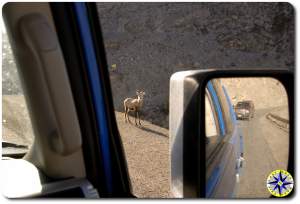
[{"left": 205, "top": 79, "right": 244, "bottom": 198}]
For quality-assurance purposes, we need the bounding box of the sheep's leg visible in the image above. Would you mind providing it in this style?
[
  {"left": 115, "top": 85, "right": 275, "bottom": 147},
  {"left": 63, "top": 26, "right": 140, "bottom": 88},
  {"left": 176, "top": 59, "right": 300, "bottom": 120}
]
[
  {"left": 138, "top": 111, "right": 142, "bottom": 126},
  {"left": 135, "top": 111, "right": 138, "bottom": 125},
  {"left": 124, "top": 107, "right": 127, "bottom": 122},
  {"left": 136, "top": 110, "right": 141, "bottom": 126},
  {"left": 127, "top": 110, "right": 132, "bottom": 123}
]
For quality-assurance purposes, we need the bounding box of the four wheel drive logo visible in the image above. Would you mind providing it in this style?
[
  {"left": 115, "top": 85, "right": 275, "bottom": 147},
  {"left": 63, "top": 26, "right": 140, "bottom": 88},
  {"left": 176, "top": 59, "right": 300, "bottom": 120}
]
[{"left": 266, "top": 170, "right": 294, "bottom": 197}]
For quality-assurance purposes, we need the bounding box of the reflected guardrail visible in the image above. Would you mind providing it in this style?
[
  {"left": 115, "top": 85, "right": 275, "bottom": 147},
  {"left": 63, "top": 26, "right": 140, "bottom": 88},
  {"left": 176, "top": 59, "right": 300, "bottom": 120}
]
[{"left": 266, "top": 113, "right": 289, "bottom": 132}]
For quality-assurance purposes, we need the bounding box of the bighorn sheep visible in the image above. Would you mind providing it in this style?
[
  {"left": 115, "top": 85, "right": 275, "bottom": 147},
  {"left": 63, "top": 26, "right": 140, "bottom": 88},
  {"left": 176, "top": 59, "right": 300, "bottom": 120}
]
[{"left": 124, "top": 90, "right": 145, "bottom": 126}]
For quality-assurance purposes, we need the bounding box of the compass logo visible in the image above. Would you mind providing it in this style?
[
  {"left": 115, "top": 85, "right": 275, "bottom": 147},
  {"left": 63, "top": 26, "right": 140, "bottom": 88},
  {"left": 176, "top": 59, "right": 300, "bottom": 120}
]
[{"left": 266, "top": 169, "right": 294, "bottom": 197}]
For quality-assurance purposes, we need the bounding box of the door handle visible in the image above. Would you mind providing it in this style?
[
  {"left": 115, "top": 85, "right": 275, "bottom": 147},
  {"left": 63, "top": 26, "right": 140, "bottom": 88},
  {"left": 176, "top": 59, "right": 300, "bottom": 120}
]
[
  {"left": 236, "top": 156, "right": 245, "bottom": 183},
  {"left": 237, "top": 156, "right": 245, "bottom": 168}
]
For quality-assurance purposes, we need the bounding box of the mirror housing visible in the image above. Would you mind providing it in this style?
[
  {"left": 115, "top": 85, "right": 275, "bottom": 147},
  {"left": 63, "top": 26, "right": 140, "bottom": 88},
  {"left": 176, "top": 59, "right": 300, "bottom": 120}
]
[{"left": 169, "top": 69, "right": 294, "bottom": 198}]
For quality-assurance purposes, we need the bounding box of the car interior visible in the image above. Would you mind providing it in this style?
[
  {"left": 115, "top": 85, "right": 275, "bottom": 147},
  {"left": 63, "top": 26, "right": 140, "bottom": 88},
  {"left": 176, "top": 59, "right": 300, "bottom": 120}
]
[
  {"left": 2, "top": 2, "right": 132, "bottom": 198},
  {"left": 1, "top": 2, "right": 295, "bottom": 199}
]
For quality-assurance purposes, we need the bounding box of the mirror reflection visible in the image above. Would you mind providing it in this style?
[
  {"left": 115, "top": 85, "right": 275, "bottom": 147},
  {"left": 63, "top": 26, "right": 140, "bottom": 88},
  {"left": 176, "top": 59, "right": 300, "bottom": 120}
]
[{"left": 205, "top": 77, "right": 289, "bottom": 198}]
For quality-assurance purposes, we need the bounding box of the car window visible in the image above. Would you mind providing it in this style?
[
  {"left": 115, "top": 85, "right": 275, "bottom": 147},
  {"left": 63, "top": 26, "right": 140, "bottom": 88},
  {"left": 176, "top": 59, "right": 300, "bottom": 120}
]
[
  {"left": 211, "top": 79, "right": 235, "bottom": 134},
  {"left": 205, "top": 89, "right": 223, "bottom": 158},
  {"left": 206, "top": 80, "right": 226, "bottom": 136},
  {"left": 2, "top": 26, "right": 34, "bottom": 153},
  {"left": 97, "top": 3, "right": 215, "bottom": 198},
  {"left": 237, "top": 102, "right": 250, "bottom": 108},
  {"left": 222, "top": 85, "right": 237, "bottom": 124},
  {"left": 96, "top": 2, "right": 293, "bottom": 199},
  {"left": 205, "top": 92, "right": 218, "bottom": 137}
]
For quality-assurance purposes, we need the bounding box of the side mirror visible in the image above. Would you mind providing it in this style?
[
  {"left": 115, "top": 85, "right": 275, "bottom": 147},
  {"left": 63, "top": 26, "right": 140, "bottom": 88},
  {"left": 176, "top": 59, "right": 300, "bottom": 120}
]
[{"left": 169, "top": 69, "right": 294, "bottom": 198}]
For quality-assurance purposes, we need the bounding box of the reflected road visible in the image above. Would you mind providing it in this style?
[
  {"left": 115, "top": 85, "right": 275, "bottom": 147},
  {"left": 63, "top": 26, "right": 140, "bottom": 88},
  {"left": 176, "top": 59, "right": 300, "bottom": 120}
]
[{"left": 236, "top": 106, "right": 289, "bottom": 198}]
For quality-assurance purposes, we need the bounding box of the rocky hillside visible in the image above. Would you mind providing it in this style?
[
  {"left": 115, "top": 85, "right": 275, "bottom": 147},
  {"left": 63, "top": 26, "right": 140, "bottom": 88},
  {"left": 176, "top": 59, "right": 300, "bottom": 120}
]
[
  {"left": 221, "top": 77, "right": 288, "bottom": 110},
  {"left": 97, "top": 2, "right": 294, "bottom": 128},
  {"left": 2, "top": 3, "right": 294, "bottom": 129}
]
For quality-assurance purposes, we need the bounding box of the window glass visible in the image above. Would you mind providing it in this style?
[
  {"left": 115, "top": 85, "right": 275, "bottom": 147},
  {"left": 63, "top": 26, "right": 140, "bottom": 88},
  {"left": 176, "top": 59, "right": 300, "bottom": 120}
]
[
  {"left": 205, "top": 93, "right": 218, "bottom": 137},
  {"left": 2, "top": 25, "right": 34, "bottom": 153},
  {"left": 96, "top": 2, "right": 293, "bottom": 199}
]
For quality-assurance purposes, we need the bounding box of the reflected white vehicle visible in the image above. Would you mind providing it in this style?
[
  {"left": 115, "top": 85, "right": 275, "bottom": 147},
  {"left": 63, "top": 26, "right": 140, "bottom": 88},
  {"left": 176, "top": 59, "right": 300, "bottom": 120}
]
[{"left": 234, "top": 101, "right": 255, "bottom": 120}]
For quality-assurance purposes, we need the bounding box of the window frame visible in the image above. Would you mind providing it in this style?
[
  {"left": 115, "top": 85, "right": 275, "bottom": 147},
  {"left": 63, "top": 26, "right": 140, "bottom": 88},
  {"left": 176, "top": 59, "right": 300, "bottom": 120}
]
[{"left": 50, "top": 2, "right": 133, "bottom": 197}]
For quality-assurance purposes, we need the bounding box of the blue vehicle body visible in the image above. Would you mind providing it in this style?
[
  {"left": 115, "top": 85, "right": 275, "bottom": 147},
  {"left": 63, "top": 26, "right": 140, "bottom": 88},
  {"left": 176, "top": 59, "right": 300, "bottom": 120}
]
[
  {"left": 74, "top": 3, "right": 113, "bottom": 193},
  {"left": 205, "top": 80, "right": 244, "bottom": 198}
]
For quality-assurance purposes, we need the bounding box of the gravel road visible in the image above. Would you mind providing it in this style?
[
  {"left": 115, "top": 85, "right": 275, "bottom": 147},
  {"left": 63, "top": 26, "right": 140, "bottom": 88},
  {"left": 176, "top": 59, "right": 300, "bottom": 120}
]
[
  {"left": 115, "top": 111, "right": 171, "bottom": 198},
  {"left": 236, "top": 106, "right": 289, "bottom": 198},
  {"left": 2, "top": 95, "right": 34, "bottom": 146}
]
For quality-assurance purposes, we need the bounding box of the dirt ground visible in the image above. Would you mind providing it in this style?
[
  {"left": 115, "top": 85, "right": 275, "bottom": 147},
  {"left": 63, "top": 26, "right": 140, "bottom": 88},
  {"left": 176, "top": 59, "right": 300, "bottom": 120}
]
[
  {"left": 2, "top": 95, "right": 34, "bottom": 146},
  {"left": 115, "top": 111, "right": 170, "bottom": 198}
]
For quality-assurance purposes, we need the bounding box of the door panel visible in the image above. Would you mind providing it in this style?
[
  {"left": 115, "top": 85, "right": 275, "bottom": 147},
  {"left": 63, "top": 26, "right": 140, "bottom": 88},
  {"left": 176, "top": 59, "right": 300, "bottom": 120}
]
[
  {"left": 223, "top": 85, "right": 243, "bottom": 181},
  {"left": 210, "top": 143, "right": 237, "bottom": 198}
]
